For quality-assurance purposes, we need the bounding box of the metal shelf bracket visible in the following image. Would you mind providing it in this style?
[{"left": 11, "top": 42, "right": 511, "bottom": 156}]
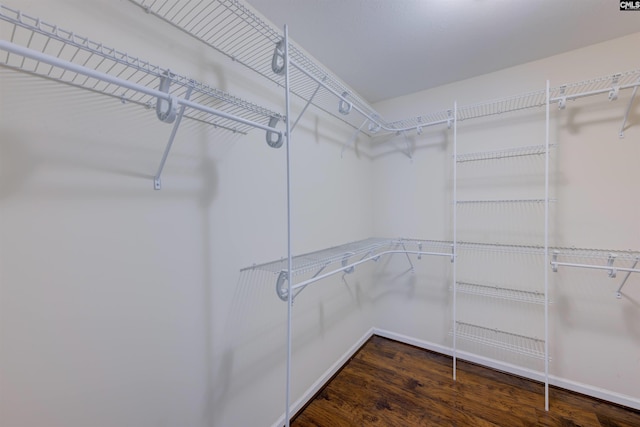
[
  {"left": 619, "top": 83, "right": 638, "bottom": 138},
  {"left": 153, "top": 84, "right": 193, "bottom": 190},
  {"left": 616, "top": 257, "right": 639, "bottom": 298}
]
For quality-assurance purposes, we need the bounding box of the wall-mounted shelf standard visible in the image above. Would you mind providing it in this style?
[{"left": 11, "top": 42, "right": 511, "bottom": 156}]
[
  {"left": 241, "top": 238, "right": 454, "bottom": 301},
  {"left": 0, "top": 4, "right": 285, "bottom": 189},
  {"left": 455, "top": 321, "right": 546, "bottom": 360}
]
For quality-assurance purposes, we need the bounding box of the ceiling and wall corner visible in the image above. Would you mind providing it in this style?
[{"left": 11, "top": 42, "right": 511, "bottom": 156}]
[{"left": 246, "top": 0, "right": 640, "bottom": 103}]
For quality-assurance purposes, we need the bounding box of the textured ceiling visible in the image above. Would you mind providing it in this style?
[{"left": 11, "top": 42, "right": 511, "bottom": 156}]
[{"left": 245, "top": 0, "right": 640, "bottom": 103}]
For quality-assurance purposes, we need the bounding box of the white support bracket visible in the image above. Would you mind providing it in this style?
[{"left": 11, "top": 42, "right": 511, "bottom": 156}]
[
  {"left": 154, "top": 84, "right": 193, "bottom": 190},
  {"left": 616, "top": 257, "right": 639, "bottom": 298},
  {"left": 290, "top": 80, "right": 324, "bottom": 133},
  {"left": 619, "top": 83, "right": 638, "bottom": 138}
]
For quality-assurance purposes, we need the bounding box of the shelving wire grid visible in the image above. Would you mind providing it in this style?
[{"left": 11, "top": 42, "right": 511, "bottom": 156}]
[
  {"left": 242, "top": 237, "right": 430, "bottom": 277},
  {"left": 127, "top": 0, "right": 442, "bottom": 136},
  {"left": 0, "top": 4, "right": 283, "bottom": 135},
  {"left": 455, "top": 322, "right": 546, "bottom": 360}
]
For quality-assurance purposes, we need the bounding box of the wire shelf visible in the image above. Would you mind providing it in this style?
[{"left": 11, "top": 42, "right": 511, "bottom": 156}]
[
  {"left": 552, "top": 247, "right": 640, "bottom": 262},
  {"left": 457, "top": 198, "right": 555, "bottom": 205},
  {"left": 127, "top": 0, "right": 405, "bottom": 135},
  {"left": 0, "top": 4, "right": 282, "bottom": 134},
  {"left": 242, "top": 237, "right": 455, "bottom": 275},
  {"left": 549, "top": 69, "right": 640, "bottom": 101},
  {"left": 385, "top": 109, "right": 454, "bottom": 133},
  {"left": 457, "top": 90, "right": 547, "bottom": 121},
  {"left": 457, "top": 242, "right": 545, "bottom": 256},
  {"left": 456, "top": 282, "right": 544, "bottom": 304},
  {"left": 455, "top": 322, "right": 545, "bottom": 359},
  {"left": 242, "top": 237, "right": 397, "bottom": 276},
  {"left": 456, "top": 144, "right": 557, "bottom": 163}
]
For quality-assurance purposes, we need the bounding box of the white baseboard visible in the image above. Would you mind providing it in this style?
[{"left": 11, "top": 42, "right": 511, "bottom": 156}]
[
  {"left": 373, "top": 328, "right": 640, "bottom": 411},
  {"left": 270, "top": 327, "right": 376, "bottom": 427},
  {"left": 271, "top": 327, "right": 639, "bottom": 426}
]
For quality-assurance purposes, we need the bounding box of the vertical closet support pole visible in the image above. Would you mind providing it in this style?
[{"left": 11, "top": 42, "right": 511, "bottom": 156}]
[
  {"left": 544, "top": 80, "right": 550, "bottom": 412},
  {"left": 153, "top": 86, "right": 193, "bottom": 190},
  {"left": 284, "top": 25, "right": 293, "bottom": 427},
  {"left": 452, "top": 102, "right": 458, "bottom": 381}
]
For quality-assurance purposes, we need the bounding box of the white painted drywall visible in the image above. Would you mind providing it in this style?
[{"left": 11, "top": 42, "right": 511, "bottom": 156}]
[{"left": 0, "top": 1, "right": 375, "bottom": 426}]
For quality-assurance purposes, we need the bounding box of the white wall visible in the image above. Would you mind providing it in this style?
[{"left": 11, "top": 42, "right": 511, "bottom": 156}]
[
  {"left": 371, "top": 32, "right": 640, "bottom": 406},
  {"left": 0, "top": 1, "right": 376, "bottom": 426}
]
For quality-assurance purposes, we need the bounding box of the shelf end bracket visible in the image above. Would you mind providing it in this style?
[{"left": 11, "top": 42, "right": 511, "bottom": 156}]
[{"left": 153, "top": 85, "right": 193, "bottom": 190}]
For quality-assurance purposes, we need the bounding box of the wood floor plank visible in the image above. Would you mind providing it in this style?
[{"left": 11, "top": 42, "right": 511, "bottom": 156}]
[{"left": 292, "top": 336, "right": 640, "bottom": 427}]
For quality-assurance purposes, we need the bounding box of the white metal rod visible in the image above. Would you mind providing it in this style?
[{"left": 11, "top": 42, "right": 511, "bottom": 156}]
[
  {"left": 290, "top": 250, "right": 452, "bottom": 291},
  {"left": 0, "top": 40, "right": 282, "bottom": 136},
  {"left": 284, "top": 25, "right": 293, "bottom": 427},
  {"left": 154, "top": 85, "right": 193, "bottom": 190},
  {"left": 452, "top": 101, "right": 458, "bottom": 382},
  {"left": 544, "top": 79, "right": 550, "bottom": 412},
  {"left": 551, "top": 261, "right": 640, "bottom": 274}
]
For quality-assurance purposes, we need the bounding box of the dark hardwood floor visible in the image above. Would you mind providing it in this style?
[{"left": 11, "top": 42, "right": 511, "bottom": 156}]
[{"left": 292, "top": 335, "right": 640, "bottom": 426}]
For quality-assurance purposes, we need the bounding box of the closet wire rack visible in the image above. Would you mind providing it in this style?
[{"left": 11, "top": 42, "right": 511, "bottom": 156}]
[
  {"left": 0, "top": 4, "right": 284, "bottom": 135},
  {"left": 242, "top": 238, "right": 454, "bottom": 301},
  {"left": 127, "top": 0, "right": 449, "bottom": 137},
  {"left": 455, "top": 321, "right": 546, "bottom": 360}
]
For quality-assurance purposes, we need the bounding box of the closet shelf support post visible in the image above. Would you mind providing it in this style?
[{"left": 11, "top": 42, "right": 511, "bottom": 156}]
[{"left": 154, "top": 85, "right": 193, "bottom": 190}]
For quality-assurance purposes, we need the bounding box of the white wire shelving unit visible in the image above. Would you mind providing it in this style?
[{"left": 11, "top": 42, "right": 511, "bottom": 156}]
[
  {"left": 3, "top": 2, "right": 640, "bottom": 425},
  {"left": 126, "top": 0, "right": 449, "bottom": 138},
  {"left": 0, "top": 4, "right": 285, "bottom": 189},
  {"left": 452, "top": 83, "right": 553, "bottom": 409},
  {"left": 242, "top": 238, "right": 454, "bottom": 301}
]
